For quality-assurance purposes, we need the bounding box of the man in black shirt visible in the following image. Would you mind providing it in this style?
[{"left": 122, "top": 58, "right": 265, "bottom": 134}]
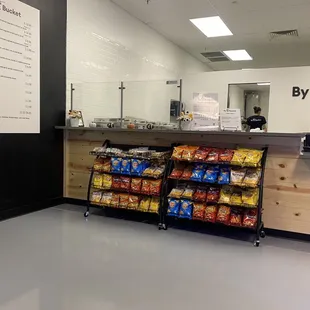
[{"left": 246, "top": 106, "right": 267, "bottom": 131}]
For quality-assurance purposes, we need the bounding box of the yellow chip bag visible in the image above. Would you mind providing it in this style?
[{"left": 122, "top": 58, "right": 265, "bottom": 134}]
[
  {"left": 139, "top": 197, "right": 151, "bottom": 212},
  {"left": 149, "top": 197, "right": 160, "bottom": 213},
  {"left": 243, "top": 149, "right": 263, "bottom": 167},
  {"left": 168, "top": 188, "right": 184, "bottom": 198},
  {"left": 101, "top": 192, "right": 112, "bottom": 205},
  {"left": 231, "top": 149, "right": 248, "bottom": 166},
  {"left": 91, "top": 191, "right": 102, "bottom": 203},
  {"left": 242, "top": 188, "right": 259, "bottom": 207},
  {"left": 218, "top": 186, "right": 233, "bottom": 204},
  {"left": 242, "top": 169, "right": 261, "bottom": 187},
  {"left": 231, "top": 192, "right": 242, "bottom": 206},
  {"left": 93, "top": 174, "right": 103, "bottom": 188},
  {"left": 102, "top": 174, "right": 112, "bottom": 189},
  {"left": 128, "top": 195, "right": 140, "bottom": 210}
]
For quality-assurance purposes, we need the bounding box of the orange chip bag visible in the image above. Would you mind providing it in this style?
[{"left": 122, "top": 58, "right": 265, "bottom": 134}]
[
  {"left": 172, "top": 146, "right": 187, "bottom": 160},
  {"left": 131, "top": 178, "right": 142, "bottom": 193},
  {"left": 204, "top": 205, "right": 218, "bottom": 223},
  {"left": 141, "top": 179, "right": 151, "bottom": 195},
  {"left": 216, "top": 205, "right": 231, "bottom": 224},
  {"left": 182, "top": 146, "right": 199, "bottom": 161},
  {"left": 149, "top": 179, "right": 162, "bottom": 196},
  {"left": 119, "top": 194, "right": 129, "bottom": 208},
  {"left": 193, "top": 203, "right": 206, "bottom": 220},
  {"left": 110, "top": 193, "right": 120, "bottom": 207}
]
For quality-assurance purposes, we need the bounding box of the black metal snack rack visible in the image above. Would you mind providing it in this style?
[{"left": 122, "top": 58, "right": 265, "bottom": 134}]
[
  {"left": 85, "top": 140, "right": 171, "bottom": 226},
  {"left": 161, "top": 146, "right": 268, "bottom": 247}
]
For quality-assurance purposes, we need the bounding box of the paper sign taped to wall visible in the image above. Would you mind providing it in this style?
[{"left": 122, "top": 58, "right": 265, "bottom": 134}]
[
  {"left": 220, "top": 109, "right": 242, "bottom": 131},
  {"left": 192, "top": 93, "right": 219, "bottom": 119}
]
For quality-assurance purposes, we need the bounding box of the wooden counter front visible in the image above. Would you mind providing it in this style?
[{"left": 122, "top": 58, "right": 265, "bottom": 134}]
[{"left": 59, "top": 127, "right": 310, "bottom": 235}]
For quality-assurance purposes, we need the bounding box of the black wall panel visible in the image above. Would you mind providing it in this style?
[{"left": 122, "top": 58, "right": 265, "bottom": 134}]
[{"left": 0, "top": 0, "right": 67, "bottom": 219}]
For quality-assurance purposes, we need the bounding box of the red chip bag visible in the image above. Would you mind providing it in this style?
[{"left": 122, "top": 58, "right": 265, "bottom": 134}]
[
  {"left": 204, "top": 205, "right": 218, "bottom": 223},
  {"left": 219, "top": 149, "right": 234, "bottom": 163},
  {"left": 194, "top": 147, "right": 211, "bottom": 161},
  {"left": 141, "top": 179, "right": 151, "bottom": 195},
  {"left": 180, "top": 166, "right": 193, "bottom": 180},
  {"left": 131, "top": 178, "right": 142, "bottom": 193},
  {"left": 207, "top": 187, "right": 220, "bottom": 203},
  {"left": 205, "top": 149, "right": 221, "bottom": 162},
  {"left": 229, "top": 208, "right": 243, "bottom": 226},
  {"left": 193, "top": 203, "right": 206, "bottom": 220},
  {"left": 216, "top": 205, "right": 231, "bottom": 224},
  {"left": 243, "top": 209, "right": 258, "bottom": 228},
  {"left": 112, "top": 176, "right": 122, "bottom": 189},
  {"left": 170, "top": 168, "right": 184, "bottom": 179},
  {"left": 120, "top": 176, "right": 131, "bottom": 191},
  {"left": 193, "top": 188, "right": 207, "bottom": 202},
  {"left": 149, "top": 179, "right": 162, "bottom": 196}
]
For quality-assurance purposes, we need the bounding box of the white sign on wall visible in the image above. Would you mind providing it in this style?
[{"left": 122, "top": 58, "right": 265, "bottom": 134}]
[
  {"left": 0, "top": 0, "right": 40, "bottom": 133},
  {"left": 220, "top": 108, "right": 242, "bottom": 131}
]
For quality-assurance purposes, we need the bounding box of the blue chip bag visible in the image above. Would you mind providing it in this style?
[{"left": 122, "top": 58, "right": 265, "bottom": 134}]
[
  {"left": 203, "top": 166, "right": 219, "bottom": 183},
  {"left": 178, "top": 199, "right": 193, "bottom": 219},
  {"left": 218, "top": 167, "right": 230, "bottom": 185},
  {"left": 111, "top": 157, "right": 122, "bottom": 173},
  {"left": 121, "top": 158, "right": 131, "bottom": 175},
  {"left": 131, "top": 159, "right": 143, "bottom": 176},
  {"left": 167, "top": 198, "right": 180, "bottom": 217},
  {"left": 190, "top": 168, "right": 205, "bottom": 182}
]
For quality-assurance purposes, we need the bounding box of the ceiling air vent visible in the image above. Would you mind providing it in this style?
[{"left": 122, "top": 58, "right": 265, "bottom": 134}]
[
  {"left": 269, "top": 29, "right": 299, "bottom": 40},
  {"left": 201, "top": 51, "right": 230, "bottom": 62}
]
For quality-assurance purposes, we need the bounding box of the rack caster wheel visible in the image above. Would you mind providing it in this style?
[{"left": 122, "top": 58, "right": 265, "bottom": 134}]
[
  {"left": 158, "top": 224, "right": 167, "bottom": 230},
  {"left": 260, "top": 231, "right": 266, "bottom": 238},
  {"left": 84, "top": 211, "right": 89, "bottom": 218},
  {"left": 254, "top": 240, "right": 260, "bottom": 247}
]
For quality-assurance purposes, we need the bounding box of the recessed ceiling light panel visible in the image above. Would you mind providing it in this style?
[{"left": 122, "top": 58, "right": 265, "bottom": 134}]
[
  {"left": 223, "top": 49, "right": 253, "bottom": 61},
  {"left": 257, "top": 82, "right": 271, "bottom": 86},
  {"left": 190, "top": 16, "right": 233, "bottom": 38}
]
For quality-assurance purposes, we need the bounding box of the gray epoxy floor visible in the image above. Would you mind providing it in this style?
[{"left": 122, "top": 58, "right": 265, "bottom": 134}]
[{"left": 0, "top": 205, "right": 310, "bottom": 310}]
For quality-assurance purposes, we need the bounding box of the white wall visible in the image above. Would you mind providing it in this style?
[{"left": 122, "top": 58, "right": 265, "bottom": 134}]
[
  {"left": 183, "top": 67, "right": 310, "bottom": 133},
  {"left": 67, "top": 0, "right": 209, "bottom": 124},
  {"left": 229, "top": 85, "right": 245, "bottom": 117}
]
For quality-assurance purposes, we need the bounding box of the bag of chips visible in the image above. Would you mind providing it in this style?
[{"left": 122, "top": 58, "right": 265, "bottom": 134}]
[
  {"left": 143, "top": 167, "right": 156, "bottom": 177},
  {"left": 171, "top": 146, "right": 187, "bottom": 160},
  {"left": 121, "top": 158, "right": 131, "bottom": 175},
  {"left": 193, "top": 147, "right": 210, "bottom": 162},
  {"left": 141, "top": 179, "right": 151, "bottom": 195},
  {"left": 216, "top": 205, "right": 231, "bottom": 224},
  {"left": 128, "top": 195, "right": 140, "bottom": 210},
  {"left": 110, "top": 193, "right": 120, "bottom": 207},
  {"left": 111, "top": 157, "right": 122, "bottom": 173},
  {"left": 168, "top": 188, "right": 184, "bottom": 198},
  {"left": 131, "top": 159, "right": 144, "bottom": 176},
  {"left": 182, "top": 146, "right": 199, "bottom": 161},
  {"left": 242, "top": 169, "right": 261, "bottom": 187},
  {"left": 102, "top": 174, "right": 112, "bottom": 189},
  {"left": 230, "top": 190, "right": 242, "bottom": 206},
  {"left": 205, "top": 149, "right": 221, "bottom": 162},
  {"left": 192, "top": 203, "right": 206, "bottom": 220},
  {"left": 203, "top": 166, "right": 219, "bottom": 183},
  {"left": 218, "top": 167, "right": 230, "bottom": 185},
  {"left": 191, "top": 167, "right": 205, "bottom": 182},
  {"left": 93, "top": 174, "right": 103, "bottom": 188},
  {"left": 91, "top": 191, "right": 102, "bottom": 203},
  {"left": 112, "top": 176, "right": 122, "bottom": 189},
  {"left": 169, "top": 168, "right": 184, "bottom": 179},
  {"left": 93, "top": 158, "right": 104, "bottom": 172},
  {"left": 120, "top": 176, "right": 131, "bottom": 191},
  {"left": 100, "top": 192, "right": 112, "bottom": 205},
  {"left": 242, "top": 188, "right": 259, "bottom": 207},
  {"left": 131, "top": 178, "right": 142, "bottom": 193},
  {"left": 219, "top": 186, "right": 233, "bottom": 204},
  {"left": 167, "top": 198, "right": 181, "bottom": 217},
  {"left": 149, "top": 197, "right": 160, "bottom": 213},
  {"left": 231, "top": 149, "right": 248, "bottom": 166},
  {"left": 149, "top": 179, "right": 162, "bottom": 196},
  {"left": 179, "top": 200, "right": 193, "bottom": 219},
  {"left": 119, "top": 194, "right": 129, "bottom": 208},
  {"left": 180, "top": 166, "right": 193, "bottom": 180},
  {"left": 181, "top": 187, "right": 195, "bottom": 199},
  {"left": 139, "top": 197, "right": 151, "bottom": 212},
  {"left": 243, "top": 209, "right": 258, "bottom": 228},
  {"left": 230, "top": 168, "right": 247, "bottom": 186},
  {"left": 207, "top": 187, "right": 220, "bottom": 203},
  {"left": 193, "top": 187, "right": 207, "bottom": 202},
  {"left": 204, "top": 205, "right": 218, "bottom": 223},
  {"left": 153, "top": 166, "right": 165, "bottom": 178},
  {"left": 219, "top": 149, "right": 234, "bottom": 163},
  {"left": 229, "top": 208, "right": 243, "bottom": 226},
  {"left": 243, "top": 149, "right": 263, "bottom": 167},
  {"left": 102, "top": 158, "right": 111, "bottom": 173}
]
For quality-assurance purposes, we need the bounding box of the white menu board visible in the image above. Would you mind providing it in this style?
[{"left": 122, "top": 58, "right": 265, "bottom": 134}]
[
  {"left": 0, "top": 0, "right": 40, "bottom": 133},
  {"left": 220, "top": 109, "right": 242, "bottom": 131}
]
